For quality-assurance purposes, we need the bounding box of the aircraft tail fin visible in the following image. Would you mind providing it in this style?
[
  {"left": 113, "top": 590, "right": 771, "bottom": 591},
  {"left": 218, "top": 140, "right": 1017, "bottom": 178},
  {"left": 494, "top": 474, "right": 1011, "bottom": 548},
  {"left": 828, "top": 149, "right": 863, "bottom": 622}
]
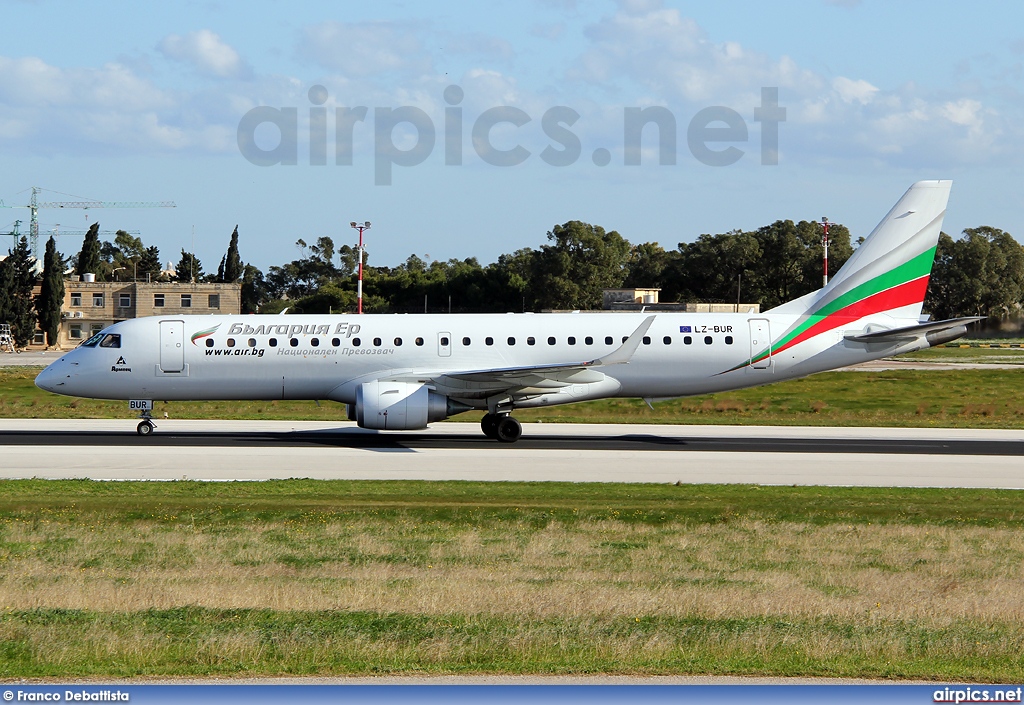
[{"left": 770, "top": 180, "right": 950, "bottom": 322}]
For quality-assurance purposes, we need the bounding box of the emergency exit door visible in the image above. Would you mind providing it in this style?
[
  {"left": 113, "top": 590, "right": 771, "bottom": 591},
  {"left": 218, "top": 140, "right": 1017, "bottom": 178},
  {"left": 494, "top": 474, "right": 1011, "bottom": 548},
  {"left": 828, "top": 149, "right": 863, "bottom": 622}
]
[
  {"left": 160, "top": 320, "right": 185, "bottom": 372},
  {"left": 437, "top": 331, "right": 452, "bottom": 357},
  {"left": 748, "top": 318, "right": 771, "bottom": 369}
]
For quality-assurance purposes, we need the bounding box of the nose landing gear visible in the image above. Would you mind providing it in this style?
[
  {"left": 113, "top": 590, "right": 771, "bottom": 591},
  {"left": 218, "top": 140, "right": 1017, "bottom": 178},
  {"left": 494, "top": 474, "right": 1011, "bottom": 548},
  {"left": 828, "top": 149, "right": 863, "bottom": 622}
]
[{"left": 136, "top": 408, "right": 157, "bottom": 436}]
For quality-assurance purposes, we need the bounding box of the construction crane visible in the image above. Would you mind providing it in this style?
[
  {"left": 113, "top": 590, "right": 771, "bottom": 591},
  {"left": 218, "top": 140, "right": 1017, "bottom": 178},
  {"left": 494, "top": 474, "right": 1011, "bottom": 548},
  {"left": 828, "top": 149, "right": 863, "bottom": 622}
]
[
  {"left": 3, "top": 220, "right": 22, "bottom": 252},
  {"left": 2, "top": 187, "right": 175, "bottom": 258}
]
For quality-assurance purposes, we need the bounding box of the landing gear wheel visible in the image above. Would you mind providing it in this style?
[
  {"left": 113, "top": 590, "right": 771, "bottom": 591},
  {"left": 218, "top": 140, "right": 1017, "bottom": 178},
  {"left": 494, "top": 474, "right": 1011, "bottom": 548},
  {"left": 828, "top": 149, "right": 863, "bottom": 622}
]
[
  {"left": 495, "top": 415, "right": 522, "bottom": 443},
  {"left": 137, "top": 420, "right": 155, "bottom": 436},
  {"left": 481, "top": 413, "right": 500, "bottom": 439}
]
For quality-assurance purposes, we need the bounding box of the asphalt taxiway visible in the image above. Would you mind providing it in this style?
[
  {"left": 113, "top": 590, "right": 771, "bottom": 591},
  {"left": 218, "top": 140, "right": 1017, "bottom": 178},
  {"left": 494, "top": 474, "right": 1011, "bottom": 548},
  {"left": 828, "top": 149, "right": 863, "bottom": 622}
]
[{"left": 1, "top": 419, "right": 1021, "bottom": 488}]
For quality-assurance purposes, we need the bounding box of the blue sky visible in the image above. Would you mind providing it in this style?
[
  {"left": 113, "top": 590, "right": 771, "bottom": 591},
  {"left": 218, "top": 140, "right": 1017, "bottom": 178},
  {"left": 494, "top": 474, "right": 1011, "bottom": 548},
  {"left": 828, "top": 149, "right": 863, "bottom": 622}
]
[{"left": 1, "top": 0, "right": 1022, "bottom": 272}]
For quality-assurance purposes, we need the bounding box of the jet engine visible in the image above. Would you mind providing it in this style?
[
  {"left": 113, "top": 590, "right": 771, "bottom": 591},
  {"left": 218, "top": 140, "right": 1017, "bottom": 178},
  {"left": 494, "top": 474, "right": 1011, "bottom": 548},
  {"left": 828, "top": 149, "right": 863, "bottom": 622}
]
[{"left": 355, "top": 381, "right": 457, "bottom": 430}]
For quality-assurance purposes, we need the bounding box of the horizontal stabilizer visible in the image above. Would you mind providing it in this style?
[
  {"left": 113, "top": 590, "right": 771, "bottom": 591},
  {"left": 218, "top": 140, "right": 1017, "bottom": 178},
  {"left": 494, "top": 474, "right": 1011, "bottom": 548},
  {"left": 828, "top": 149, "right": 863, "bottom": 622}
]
[{"left": 844, "top": 316, "right": 983, "bottom": 344}]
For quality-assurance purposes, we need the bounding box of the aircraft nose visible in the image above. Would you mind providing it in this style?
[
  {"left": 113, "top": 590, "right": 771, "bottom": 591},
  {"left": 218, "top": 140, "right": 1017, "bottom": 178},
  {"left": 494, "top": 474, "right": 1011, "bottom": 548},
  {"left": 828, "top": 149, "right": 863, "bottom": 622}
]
[{"left": 35, "top": 362, "right": 67, "bottom": 393}]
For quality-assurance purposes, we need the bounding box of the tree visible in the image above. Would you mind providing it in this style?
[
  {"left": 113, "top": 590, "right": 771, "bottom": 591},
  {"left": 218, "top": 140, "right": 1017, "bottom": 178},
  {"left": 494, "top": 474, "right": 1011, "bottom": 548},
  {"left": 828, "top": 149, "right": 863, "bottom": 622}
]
[
  {"left": 665, "top": 230, "right": 761, "bottom": 304},
  {"left": 224, "top": 226, "right": 243, "bottom": 282},
  {"left": 241, "top": 264, "right": 270, "bottom": 314},
  {"left": 533, "top": 221, "right": 631, "bottom": 310},
  {"left": 623, "top": 242, "right": 674, "bottom": 289},
  {"left": 925, "top": 227, "right": 1024, "bottom": 319},
  {"left": 3, "top": 236, "right": 37, "bottom": 347},
  {"left": 75, "top": 223, "right": 102, "bottom": 277},
  {"left": 35, "top": 236, "right": 65, "bottom": 347},
  {"left": 137, "top": 245, "right": 162, "bottom": 281},
  {"left": 215, "top": 254, "right": 226, "bottom": 283},
  {"left": 174, "top": 249, "right": 203, "bottom": 283}
]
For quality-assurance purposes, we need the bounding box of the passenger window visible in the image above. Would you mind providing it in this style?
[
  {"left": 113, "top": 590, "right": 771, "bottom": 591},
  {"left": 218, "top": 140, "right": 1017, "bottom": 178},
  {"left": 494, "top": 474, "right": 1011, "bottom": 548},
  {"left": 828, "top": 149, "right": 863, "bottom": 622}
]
[
  {"left": 99, "top": 334, "right": 121, "bottom": 348},
  {"left": 206, "top": 339, "right": 214, "bottom": 348},
  {"left": 663, "top": 336, "right": 672, "bottom": 345},
  {"left": 290, "top": 338, "right": 299, "bottom": 347},
  {"left": 395, "top": 338, "right": 403, "bottom": 346},
  {"left": 373, "top": 337, "right": 382, "bottom": 347},
  {"left": 311, "top": 338, "right": 319, "bottom": 347},
  {"left": 332, "top": 338, "right": 341, "bottom": 347},
  {"left": 227, "top": 338, "right": 236, "bottom": 348},
  {"left": 507, "top": 337, "right": 516, "bottom": 346},
  {"left": 269, "top": 338, "right": 278, "bottom": 347},
  {"left": 725, "top": 336, "right": 733, "bottom": 345},
  {"left": 704, "top": 336, "right": 713, "bottom": 345},
  {"left": 684, "top": 336, "right": 692, "bottom": 345},
  {"left": 622, "top": 336, "right": 628, "bottom": 343},
  {"left": 353, "top": 338, "right": 361, "bottom": 347},
  {"left": 605, "top": 336, "right": 613, "bottom": 345},
  {"left": 248, "top": 338, "right": 257, "bottom": 348},
  {"left": 485, "top": 337, "right": 494, "bottom": 346},
  {"left": 462, "top": 337, "right": 471, "bottom": 346},
  {"left": 547, "top": 336, "right": 556, "bottom": 345},
  {"left": 415, "top": 337, "right": 424, "bottom": 346},
  {"left": 568, "top": 337, "right": 576, "bottom": 345},
  {"left": 527, "top": 337, "right": 535, "bottom": 345},
  {"left": 642, "top": 336, "right": 651, "bottom": 345},
  {"left": 440, "top": 336, "right": 449, "bottom": 346},
  {"left": 585, "top": 336, "right": 593, "bottom": 345}
]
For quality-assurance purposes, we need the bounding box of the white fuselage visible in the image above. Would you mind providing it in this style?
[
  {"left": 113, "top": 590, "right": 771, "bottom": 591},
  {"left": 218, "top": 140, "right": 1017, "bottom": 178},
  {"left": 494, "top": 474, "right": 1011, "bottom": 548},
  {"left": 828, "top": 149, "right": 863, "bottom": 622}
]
[{"left": 35, "top": 311, "right": 923, "bottom": 408}]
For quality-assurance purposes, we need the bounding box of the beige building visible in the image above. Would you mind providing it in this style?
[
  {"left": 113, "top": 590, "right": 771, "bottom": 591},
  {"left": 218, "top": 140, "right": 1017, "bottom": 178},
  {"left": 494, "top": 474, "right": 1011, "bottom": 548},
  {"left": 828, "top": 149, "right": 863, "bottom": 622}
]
[
  {"left": 28, "top": 279, "right": 241, "bottom": 350},
  {"left": 601, "top": 288, "right": 760, "bottom": 313}
]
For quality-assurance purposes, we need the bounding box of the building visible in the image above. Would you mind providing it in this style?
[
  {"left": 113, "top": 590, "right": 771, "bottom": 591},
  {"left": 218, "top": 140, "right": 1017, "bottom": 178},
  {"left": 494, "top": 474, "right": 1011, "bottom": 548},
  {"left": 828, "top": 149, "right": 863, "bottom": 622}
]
[
  {"left": 27, "top": 278, "right": 242, "bottom": 349},
  {"left": 601, "top": 288, "right": 760, "bottom": 313}
]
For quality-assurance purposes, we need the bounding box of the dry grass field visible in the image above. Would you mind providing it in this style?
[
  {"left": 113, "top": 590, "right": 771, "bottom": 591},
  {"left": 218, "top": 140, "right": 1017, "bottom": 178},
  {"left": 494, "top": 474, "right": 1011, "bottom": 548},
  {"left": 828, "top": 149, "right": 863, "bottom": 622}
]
[{"left": 1, "top": 481, "right": 1023, "bottom": 679}]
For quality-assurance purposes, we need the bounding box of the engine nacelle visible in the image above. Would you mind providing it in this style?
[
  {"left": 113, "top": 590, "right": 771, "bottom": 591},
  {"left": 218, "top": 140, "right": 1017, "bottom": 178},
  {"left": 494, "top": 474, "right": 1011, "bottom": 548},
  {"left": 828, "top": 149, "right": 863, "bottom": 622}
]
[{"left": 355, "top": 381, "right": 450, "bottom": 430}]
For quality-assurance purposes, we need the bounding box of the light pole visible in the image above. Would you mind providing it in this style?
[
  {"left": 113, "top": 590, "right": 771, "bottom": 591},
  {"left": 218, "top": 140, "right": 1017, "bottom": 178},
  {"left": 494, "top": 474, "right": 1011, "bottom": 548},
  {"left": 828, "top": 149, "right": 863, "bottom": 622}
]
[
  {"left": 350, "top": 221, "right": 371, "bottom": 314},
  {"left": 821, "top": 217, "right": 831, "bottom": 287},
  {"left": 112, "top": 267, "right": 125, "bottom": 282}
]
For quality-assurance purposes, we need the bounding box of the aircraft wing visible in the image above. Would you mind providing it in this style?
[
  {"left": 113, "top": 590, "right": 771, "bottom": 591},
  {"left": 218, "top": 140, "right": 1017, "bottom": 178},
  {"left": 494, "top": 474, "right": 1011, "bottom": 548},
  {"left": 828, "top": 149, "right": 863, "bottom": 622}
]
[
  {"left": 843, "top": 316, "right": 984, "bottom": 344},
  {"left": 391, "top": 315, "right": 656, "bottom": 394}
]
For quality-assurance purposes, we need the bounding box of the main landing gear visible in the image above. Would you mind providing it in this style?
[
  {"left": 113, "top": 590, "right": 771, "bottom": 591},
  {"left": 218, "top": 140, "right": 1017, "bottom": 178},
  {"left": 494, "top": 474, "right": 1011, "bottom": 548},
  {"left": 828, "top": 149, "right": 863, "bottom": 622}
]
[{"left": 481, "top": 413, "right": 522, "bottom": 443}]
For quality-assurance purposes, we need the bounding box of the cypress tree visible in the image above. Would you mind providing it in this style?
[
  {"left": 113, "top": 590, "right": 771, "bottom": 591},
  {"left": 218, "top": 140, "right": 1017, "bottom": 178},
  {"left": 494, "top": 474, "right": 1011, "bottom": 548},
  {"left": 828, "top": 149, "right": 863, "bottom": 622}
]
[
  {"left": 174, "top": 249, "right": 203, "bottom": 283},
  {"left": 35, "top": 236, "right": 65, "bottom": 348},
  {"left": 138, "top": 245, "right": 162, "bottom": 281},
  {"left": 224, "top": 225, "right": 243, "bottom": 282},
  {"left": 0, "top": 257, "right": 11, "bottom": 326},
  {"left": 75, "top": 223, "right": 102, "bottom": 276},
  {"left": 6, "top": 236, "right": 37, "bottom": 348}
]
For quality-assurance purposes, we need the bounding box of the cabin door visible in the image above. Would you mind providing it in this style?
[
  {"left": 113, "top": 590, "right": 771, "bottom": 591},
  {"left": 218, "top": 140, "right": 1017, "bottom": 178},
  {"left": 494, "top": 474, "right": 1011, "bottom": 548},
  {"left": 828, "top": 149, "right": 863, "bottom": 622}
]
[
  {"left": 748, "top": 318, "right": 771, "bottom": 369},
  {"left": 159, "top": 320, "right": 185, "bottom": 372}
]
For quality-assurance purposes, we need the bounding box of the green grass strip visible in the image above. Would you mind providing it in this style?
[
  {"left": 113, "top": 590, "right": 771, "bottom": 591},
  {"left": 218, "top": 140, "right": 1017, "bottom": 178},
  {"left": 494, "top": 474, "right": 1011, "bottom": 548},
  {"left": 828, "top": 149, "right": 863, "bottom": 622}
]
[{"left": 1, "top": 608, "right": 1022, "bottom": 680}]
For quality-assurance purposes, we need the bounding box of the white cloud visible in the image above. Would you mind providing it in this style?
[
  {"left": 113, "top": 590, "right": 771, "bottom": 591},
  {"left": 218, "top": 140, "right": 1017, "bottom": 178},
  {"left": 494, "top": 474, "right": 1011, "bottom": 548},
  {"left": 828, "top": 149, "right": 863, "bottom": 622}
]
[
  {"left": 573, "top": 6, "right": 823, "bottom": 104},
  {"left": 565, "top": 3, "right": 1020, "bottom": 168},
  {"left": 0, "top": 56, "right": 171, "bottom": 111},
  {"left": 832, "top": 77, "right": 879, "bottom": 104},
  {"left": 158, "top": 30, "right": 251, "bottom": 80},
  {"left": 298, "top": 21, "right": 430, "bottom": 78}
]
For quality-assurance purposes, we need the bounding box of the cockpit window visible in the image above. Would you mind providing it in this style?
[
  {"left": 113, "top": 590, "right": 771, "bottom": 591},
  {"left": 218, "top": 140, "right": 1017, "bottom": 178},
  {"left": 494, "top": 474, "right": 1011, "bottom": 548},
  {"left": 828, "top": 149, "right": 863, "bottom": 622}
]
[
  {"left": 99, "top": 334, "right": 121, "bottom": 349},
  {"left": 80, "top": 332, "right": 105, "bottom": 348}
]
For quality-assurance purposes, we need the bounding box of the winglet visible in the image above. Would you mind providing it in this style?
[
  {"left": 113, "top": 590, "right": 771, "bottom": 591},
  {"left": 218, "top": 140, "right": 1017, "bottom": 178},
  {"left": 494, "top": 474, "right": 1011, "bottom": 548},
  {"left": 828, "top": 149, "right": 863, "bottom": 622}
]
[{"left": 591, "top": 315, "right": 656, "bottom": 366}]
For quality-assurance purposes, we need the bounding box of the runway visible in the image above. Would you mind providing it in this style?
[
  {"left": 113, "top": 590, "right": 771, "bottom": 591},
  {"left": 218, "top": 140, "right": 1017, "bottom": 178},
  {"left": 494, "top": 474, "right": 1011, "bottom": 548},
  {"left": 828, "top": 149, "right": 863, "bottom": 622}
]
[{"left": 2, "top": 419, "right": 1021, "bottom": 488}]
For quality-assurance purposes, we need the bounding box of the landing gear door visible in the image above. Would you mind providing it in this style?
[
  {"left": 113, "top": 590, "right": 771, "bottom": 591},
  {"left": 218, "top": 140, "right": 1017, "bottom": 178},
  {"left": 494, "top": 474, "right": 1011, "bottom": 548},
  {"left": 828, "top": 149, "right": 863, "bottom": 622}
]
[
  {"left": 748, "top": 318, "right": 771, "bottom": 369},
  {"left": 438, "top": 332, "right": 452, "bottom": 358},
  {"left": 160, "top": 320, "right": 185, "bottom": 372}
]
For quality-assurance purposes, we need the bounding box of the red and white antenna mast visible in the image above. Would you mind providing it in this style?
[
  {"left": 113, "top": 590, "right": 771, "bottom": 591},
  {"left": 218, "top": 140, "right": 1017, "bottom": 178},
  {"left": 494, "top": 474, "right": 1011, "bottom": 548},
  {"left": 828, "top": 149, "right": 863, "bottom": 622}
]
[
  {"left": 350, "top": 221, "right": 371, "bottom": 314},
  {"left": 821, "top": 216, "right": 831, "bottom": 287}
]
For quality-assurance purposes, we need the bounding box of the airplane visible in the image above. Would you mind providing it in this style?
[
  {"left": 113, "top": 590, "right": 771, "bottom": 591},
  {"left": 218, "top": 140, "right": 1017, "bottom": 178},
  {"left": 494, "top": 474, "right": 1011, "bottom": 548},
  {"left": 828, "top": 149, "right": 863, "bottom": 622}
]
[{"left": 35, "top": 180, "right": 980, "bottom": 442}]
